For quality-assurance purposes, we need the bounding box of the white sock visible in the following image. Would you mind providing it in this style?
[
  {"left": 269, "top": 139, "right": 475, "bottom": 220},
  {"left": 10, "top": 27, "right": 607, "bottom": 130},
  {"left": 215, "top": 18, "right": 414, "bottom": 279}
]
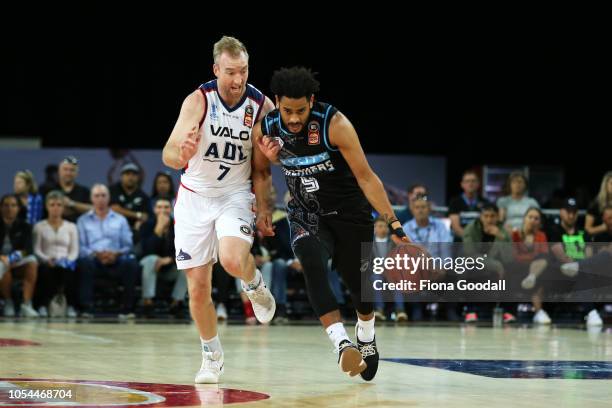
[
  {"left": 326, "top": 322, "right": 350, "bottom": 350},
  {"left": 201, "top": 335, "right": 223, "bottom": 354},
  {"left": 244, "top": 269, "right": 262, "bottom": 290},
  {"left": 357, "top": 316, "right": 375, "bottom": 342}
]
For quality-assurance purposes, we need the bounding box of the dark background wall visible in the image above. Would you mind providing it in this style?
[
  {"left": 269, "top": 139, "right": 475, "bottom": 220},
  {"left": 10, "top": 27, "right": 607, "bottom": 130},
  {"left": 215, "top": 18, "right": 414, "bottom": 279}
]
[{"left": 1, "top": 22, "right": 607, "bottom": 202}]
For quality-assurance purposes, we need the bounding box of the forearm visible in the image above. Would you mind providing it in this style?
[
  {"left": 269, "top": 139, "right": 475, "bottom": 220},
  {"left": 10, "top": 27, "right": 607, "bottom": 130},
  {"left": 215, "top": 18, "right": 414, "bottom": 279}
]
[
  {"left": 252, "top": 168, "right": 272, "bottom": 215},
  {"left": 586, "top": 223, "right": 607, "bottom": 235},
  {"left": 450, "top": 215, "right": 464, "bottom": 237},
  {"left": 80, "top": 244, "right": 94, "bottom": 258},
  {"left": 358, "top": 173, "right": 397, "bottom": 221},
  {"left": 110, "top": 205, "right": 139, "bottom": 221},
  {"left": 72, "top": 202, "right": 92, "bottom": 214},
  {"left": 162, "top": 144, "right": 185, "bottom": 170}
]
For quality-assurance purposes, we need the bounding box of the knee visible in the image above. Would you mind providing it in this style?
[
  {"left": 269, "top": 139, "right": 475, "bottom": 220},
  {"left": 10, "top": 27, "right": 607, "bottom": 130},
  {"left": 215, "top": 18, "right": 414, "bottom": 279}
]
[
  {"left": 140, "top": 254, "right": 158, "bottom": 269},
  {"left": 219, "top": 254, "right": 244, "bottom": 276},
  {"left": 188, "top": 280, "right": 212, "bottom": 305}
]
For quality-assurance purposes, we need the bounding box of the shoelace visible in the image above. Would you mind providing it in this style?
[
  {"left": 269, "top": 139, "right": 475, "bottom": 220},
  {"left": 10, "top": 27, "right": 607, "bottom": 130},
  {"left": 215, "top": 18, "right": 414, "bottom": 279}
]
[
  {"left": 359, "top": 343, "right": 377, "bottom": 358},
  {"left": 335, "top": 341, "right": 354, "bottom": 355},
  {"left": 202, "top": 351, "right": 222, "bottom": 371},
  {"left": 249, "top": 285, "right": 270, "bottom": 305}
]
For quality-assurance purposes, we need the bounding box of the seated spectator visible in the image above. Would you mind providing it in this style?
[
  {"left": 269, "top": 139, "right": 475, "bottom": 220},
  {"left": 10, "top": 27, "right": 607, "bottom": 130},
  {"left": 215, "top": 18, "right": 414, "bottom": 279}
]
[
  {"left": 140, "top": 197, "right": 186, "bottom": 316},
  {"left": 462, "top": 203, "right": 513, "bottom": 323},
  {"left": 585, "top": 171, "right": 612, "bottom": 236},
  {"left": 448, "top": 170, "right": 489, "bottom": 240},
  {"left": 0, "top": 194, "right": 39, "bottom": 317},
  {"left": 40, "top": 156, "right": 92, "bottom": 223},
  {"left": 548, "top": 198, "right": 602, "bottom": 326},
  {"left": 38, "top": 164, "right": 59, "bottom": 197},
  {"left": 371, "top": 216, "right": 406, "bottom": 322},
  {"left": 592, "top": 206, "right": 612, "bottom": 242},
  {"left": 77, "top": 184, "right": 139, "bottom": 318},
  {"left": 14, "top": 170, "right": 43, "bottom": 225},
  {"left": 151, "top": 172, "right": 176, "bottom": 210},
  {"left": 511, "top": 207, "right": 549, "bottom": 324},
  {"left": 396, "top": 184, "right": 428, "bottom": 225},
  {"left": 561, "top": 205, "right": 612, "bottom": 288},
  {"left": 110, "top": 163, "right": 152, "bottom": 237},
  {"left": 548, "top": 198, "right": 588, "bottom": 263},
  {"left": 33, "top": 191, "right": 79, "bottom": 318},
  {"left": 497, "top": 171, "right": 539, "bottom": 231},
  {"left": 402, "top": 194, "right": 456, "bottom": 321}
]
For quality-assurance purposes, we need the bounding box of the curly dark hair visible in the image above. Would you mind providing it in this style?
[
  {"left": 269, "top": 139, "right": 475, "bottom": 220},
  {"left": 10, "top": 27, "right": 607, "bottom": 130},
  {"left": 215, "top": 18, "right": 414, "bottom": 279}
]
[{"left": 270, "top": 67, "right": 320, "bottom": 99}]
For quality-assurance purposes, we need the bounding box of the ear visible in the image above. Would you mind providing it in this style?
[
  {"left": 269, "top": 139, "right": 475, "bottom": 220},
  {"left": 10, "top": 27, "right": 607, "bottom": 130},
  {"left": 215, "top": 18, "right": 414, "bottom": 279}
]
[
  {"left": 275, "top": 95, "right": 280, "bottom": 109},
  {"left": 309, "top": 94, "right": 314, "bottom": 109},
  {"left": 213, "top": 64, "right": 219, "bottom": 78}
]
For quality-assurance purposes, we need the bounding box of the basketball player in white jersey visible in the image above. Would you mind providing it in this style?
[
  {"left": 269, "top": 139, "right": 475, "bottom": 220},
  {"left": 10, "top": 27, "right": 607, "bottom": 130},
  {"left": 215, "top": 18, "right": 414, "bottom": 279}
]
[{"left": 162, "top": 36, "right": 276, "bottom": 384}]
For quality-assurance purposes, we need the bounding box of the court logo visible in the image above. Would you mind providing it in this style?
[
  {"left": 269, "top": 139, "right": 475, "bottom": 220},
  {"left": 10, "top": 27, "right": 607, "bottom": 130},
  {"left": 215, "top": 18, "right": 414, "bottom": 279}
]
[
  {"left": 244, "top": 105, "right": 254, "bottom": 128},
  {"left": 308, "top": 121, "right": 320, "bottom": 145},
  {"left": 176, "top": 249, "right": 192, "bottom": 261},
  {"left": 240, "top": 224, "right": 252, "bottom": 236}
]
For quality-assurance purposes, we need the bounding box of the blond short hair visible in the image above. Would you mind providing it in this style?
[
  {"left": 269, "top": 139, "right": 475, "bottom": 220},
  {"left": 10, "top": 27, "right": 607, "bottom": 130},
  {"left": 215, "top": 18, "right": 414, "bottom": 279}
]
[{"left": 213, "top": 36, "right": 249, "bottom": 64}]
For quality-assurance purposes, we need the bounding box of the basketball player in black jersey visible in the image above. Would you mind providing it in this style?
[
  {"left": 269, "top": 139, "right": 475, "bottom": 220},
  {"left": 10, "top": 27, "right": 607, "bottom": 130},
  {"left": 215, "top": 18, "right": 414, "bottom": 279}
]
[{"left": 253, "top": 67, "right": 410, "bottom": 381}]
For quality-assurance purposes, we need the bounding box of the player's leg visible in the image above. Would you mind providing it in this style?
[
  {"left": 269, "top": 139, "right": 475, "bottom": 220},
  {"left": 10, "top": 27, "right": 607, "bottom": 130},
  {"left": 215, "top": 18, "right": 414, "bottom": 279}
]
[
  {"left": 292, "top": 224, "right": 366, "bottom": 377},
  {"left": 174, "top": 188, "right": 223, "bottom": 383},
  {"left": 184, "top": 263, "right": 224, "bottom": 383},
  {"left": 330, "top": 217, "right": 379, "bottom": 381},
  {"left": 1, "top": 264, "right": 15, "bottom": 317},
  {"left": 216, "top": 190, "right": 275, "bottom": 323}
]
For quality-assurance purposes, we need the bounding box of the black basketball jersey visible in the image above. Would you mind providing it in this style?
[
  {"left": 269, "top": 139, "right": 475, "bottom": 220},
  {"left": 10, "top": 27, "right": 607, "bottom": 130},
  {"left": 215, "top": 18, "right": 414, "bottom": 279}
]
[{"left": 261, "top": 102, "right": 370, "bottom": 226}]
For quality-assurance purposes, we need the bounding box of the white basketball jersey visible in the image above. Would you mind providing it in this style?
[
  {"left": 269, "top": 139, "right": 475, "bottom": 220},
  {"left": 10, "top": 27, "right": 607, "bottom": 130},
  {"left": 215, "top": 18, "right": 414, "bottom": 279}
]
[{"left": 180, "top": 80, "right": 265, "bottom": 197}]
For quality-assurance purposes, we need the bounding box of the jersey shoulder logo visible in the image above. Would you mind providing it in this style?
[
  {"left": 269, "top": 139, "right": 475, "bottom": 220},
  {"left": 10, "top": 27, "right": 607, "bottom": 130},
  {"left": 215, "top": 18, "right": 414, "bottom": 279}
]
[
  {"left": 308, "top": 121, "right": 320, "bottom": 145},
  {"left": 210, "top": 103, "right": 219, "bottom": 121},
  {"left": 244, "top": 105, "right": 254, "bottom": 128}
]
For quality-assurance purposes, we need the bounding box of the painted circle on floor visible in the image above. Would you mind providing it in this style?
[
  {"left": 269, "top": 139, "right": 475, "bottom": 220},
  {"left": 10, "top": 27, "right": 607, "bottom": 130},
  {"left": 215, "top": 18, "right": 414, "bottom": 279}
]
[
  {"left": 0, "top": 339, "right": 41, "bottom": 347},
  {"left": 0, "top": 378, "right": 270, "bottom": 406}
]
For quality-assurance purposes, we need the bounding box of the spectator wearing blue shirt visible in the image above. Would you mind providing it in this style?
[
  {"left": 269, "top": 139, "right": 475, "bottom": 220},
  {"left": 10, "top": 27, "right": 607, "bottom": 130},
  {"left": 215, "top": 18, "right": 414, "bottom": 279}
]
[
  {"left": 402, "top": 194, "right": 457, "bottom": 321},
  {"left": 395, "top": 184, "right": 428, "bottom": 225},
  {"left": 77, "top": 184, "right": 138, "bottom": 317},
  {"left": 402, "top": 194, "right": 453, "bottom": 259},
  {"left": 14, "top": 170, "right": 43, "bottom": 226}
]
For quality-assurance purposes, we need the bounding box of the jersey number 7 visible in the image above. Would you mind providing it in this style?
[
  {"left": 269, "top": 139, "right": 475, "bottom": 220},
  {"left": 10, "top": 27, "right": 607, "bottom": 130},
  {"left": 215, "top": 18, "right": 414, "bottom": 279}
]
[{"left": 218, "top": 165, "right": 230, "bottom": 181}]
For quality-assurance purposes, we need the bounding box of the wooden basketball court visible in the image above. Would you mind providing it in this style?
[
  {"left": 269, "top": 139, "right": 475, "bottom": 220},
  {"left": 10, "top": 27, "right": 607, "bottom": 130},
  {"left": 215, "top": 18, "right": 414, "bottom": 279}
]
[{"left": 1, "top": 319, "right": 611, "bottom": 407}]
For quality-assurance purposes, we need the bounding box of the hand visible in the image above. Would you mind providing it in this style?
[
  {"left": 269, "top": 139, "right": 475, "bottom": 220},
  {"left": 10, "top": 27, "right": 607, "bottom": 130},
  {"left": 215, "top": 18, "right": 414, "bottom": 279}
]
[
  {"left": 256, "top": 135, "right": 281, "bottom": 161},
  {"left": 62, "top": 196, "right": 75, "bottom": 208},
  {"left": 0, "top": 255, "right": 8, "bottom": 269},
  {"left": 178, "top": 125, "right": 200, "bottom": 164},
  {"left": 289, "top": 259, "right": 302, "bottom": 272},
  {"left": 95, "top": 251, "right": 108, "bottom": 264},
  {"left": 106, "top": 252, "right": 119, "bottom": 265},
  {"left": 256, "top": 211, "right": 275, "bottom": 236},
  {"left": 484, "top": 224, "right": 500, "bottom": 237},
  {"left": 389, "top": 220, "right": 410, "bottom": 244},
  {"left": 156, "top": 213, "right": 170, "bottom": 230},
  {"left": 154, "top": 256, "right": 173, "bottom": 272}
]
